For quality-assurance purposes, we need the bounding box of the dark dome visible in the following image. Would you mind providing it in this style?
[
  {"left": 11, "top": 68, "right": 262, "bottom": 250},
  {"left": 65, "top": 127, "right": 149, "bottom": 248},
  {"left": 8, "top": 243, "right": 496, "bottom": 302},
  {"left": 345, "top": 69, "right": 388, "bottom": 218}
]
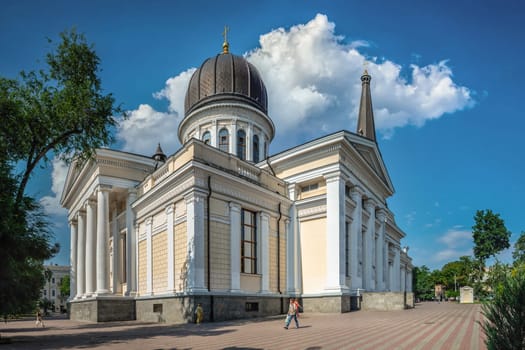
[{"left": 184, "top": 53, "right": 268, "bottom": 116}]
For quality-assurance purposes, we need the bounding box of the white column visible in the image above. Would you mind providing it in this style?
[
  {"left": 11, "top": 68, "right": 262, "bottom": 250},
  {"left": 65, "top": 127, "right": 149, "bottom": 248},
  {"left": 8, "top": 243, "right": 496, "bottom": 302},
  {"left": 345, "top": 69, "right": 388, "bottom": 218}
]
[
  {"left": 401, "top": 265, "right": 406, "bottom": 292},
  {"left": 69, "top": 218, "right": 78, "bottom": 300},
  {"left": 259, "top": 132, "right": 265, "bottom": 161},
  {"left": 229, "top": 122, "right": 237, "bottom": 155},
  {"left": 125, "top": 190, "right": 137, "bottom": 296},
  {"left": 407, "top": 269, "right": 413, "bottom": 292},
  {"left": 287, "top": 184, "right": 299, "bottom": 294},
  {"left": 146, "top": 217, "right": 153, "bottom": 295},
  {"left": 110, "top": 202, "right": 119, "bottom": 294},
  {"left": 394, "top": 246, "right": 401, "bottom": 291},
  {"left": 260, "top": 211, "right": 270, "bottom": 293},
  {"left": 85, "top": 199, "right": 96, "bottom": 296},
  {"left": 247, "top": 123, "right": 253, "bottom": 162},
  {"left": 229, "top": 202, "right": 241, "bottom": 292},
  {"left": 325, "top": 172, "right": 347, "bottom": 292},
  {"left": 186, "top": 191, "right": 206, "bottom": 292},
  {"left": 349, "top": 187, "right": 363, "bottom": 290},
  {"left": 211, "top": 120, "right": 217, "bottom": 147},
  {"left": 76, "top": 211, "right": 86, "bottom": 298},
  {"left": 376, "top": 209, "right": 386, "bottom": 291},
  {"left": 96, "top": 187, "right": 110, "bottom": 295},
  {"left": 363, "top": 199, "right": 376, "bottom": 290},
  {"left": 166, "top": 204, "right": 175, "bottom": 292}
]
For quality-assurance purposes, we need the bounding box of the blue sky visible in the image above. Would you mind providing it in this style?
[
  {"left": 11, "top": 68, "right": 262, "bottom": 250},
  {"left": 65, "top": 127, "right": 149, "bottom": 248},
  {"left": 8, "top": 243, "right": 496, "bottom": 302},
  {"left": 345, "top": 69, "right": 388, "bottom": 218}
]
[{"left": 2, "top": 0, "right": 524, "bottom": 271}]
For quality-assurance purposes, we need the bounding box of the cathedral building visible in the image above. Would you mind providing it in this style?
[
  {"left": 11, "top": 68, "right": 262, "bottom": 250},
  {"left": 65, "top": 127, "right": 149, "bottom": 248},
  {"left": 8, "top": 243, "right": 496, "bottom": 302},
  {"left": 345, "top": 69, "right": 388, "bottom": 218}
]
[{"left": 61, "top": 37, "right": 413, "bottom": 322}]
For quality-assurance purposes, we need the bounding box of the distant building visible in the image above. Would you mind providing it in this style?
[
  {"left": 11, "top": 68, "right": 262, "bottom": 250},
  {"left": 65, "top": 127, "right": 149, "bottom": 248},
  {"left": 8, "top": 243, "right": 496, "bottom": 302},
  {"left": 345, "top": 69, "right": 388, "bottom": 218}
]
[
  {"left": 61, "top": 37, "right": 413, "bottom": 322},
  {"left": 41, "top": 265, "right": 70, "bottom": 312}
]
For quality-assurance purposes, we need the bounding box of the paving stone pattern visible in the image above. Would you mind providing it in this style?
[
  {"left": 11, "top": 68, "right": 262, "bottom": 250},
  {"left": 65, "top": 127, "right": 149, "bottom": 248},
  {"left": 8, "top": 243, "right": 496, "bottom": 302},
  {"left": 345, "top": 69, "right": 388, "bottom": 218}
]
[{"left": 0, "top": 301, "right": 486, "bottom": 350}]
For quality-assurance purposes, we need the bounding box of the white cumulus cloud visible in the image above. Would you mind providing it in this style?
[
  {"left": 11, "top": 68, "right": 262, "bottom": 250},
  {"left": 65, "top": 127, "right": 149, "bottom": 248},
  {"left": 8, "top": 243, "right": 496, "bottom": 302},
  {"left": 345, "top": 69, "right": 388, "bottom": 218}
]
[
  {"left": 116, "top": 13, "right": 474, "bottom": 154},
  {"left": 432, "top": 228, "right": 473, "bottom": 265},
  {"left": 117, "top": 104, "right": 180, "bottom": 155},
  {"left": 40, "top": 157, "right": 68, "bottom": 217}
]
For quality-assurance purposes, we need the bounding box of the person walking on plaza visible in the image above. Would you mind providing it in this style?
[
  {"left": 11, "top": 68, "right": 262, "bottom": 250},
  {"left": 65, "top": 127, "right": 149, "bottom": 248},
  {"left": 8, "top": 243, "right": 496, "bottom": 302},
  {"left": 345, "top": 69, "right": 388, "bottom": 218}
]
[
  {"left": 35, "top": 310, "right": 44, "bottom": 328},
  {"left": 293, "top": 298, "right": 302, "bottom": 318},
  {"left": 195, "top": 303, "right": 204, "bottom": 324},
  {"left": 284, "top": 298, "right": 299, "bottom": 329}
]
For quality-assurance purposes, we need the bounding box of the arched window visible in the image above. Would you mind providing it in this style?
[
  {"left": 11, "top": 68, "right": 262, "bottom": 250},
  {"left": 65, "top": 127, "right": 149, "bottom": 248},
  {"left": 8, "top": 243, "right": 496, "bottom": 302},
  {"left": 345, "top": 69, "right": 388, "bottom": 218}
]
[
  {"left": 202, "top": 131, "right": 211, "bottom": 145},
  {"left": 218, "top": 128, "right": 229, "bottom": 152},
  {"left": 253, "top": 135, "right": 259, "bottom": 163},
  {"left": 237, "top": 129, "right": 246, "bottom": 160}
]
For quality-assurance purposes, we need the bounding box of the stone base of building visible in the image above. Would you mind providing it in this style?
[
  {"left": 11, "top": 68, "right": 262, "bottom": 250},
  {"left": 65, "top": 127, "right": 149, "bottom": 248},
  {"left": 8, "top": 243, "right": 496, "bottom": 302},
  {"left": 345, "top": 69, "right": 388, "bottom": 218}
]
[
  {"left": 301, "top": 295, "right": 353, "bottom": 313},
  {"left": 69, "top": 297, "right": 136, "bottom": 322},
  {"left": 135, "top": 294, "right": 287, "bottom": 323},
  {"left": 361, "top": 292, "right": 414, "bottom": 311}
]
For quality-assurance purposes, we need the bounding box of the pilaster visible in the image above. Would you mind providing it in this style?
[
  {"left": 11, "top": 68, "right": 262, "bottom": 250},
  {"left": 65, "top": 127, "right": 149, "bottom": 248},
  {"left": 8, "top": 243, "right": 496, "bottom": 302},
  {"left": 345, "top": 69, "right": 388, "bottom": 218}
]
[
  {"left": 166, "top": 204, "right": 175, "bottom": 292},
  {"left": 324, "top": 172, "right": 348, "bottom": 292},
  {"left": 229, "top": 202, "right": 241, "bottom": 292},
  {"left": 126, "top": 190, "right": 137, "bottom": 296},
  {"left": 349, "top": 186, "right": 364, "bottom": 290},
  {"left": 185, "top": 191, "right": 207, "bottom": 292},
  {"left": 260, "top": 211, "right": 270, "bottom": 293},
  {"left": 363, "top": 198, "right": 376, "bottom": 290}
]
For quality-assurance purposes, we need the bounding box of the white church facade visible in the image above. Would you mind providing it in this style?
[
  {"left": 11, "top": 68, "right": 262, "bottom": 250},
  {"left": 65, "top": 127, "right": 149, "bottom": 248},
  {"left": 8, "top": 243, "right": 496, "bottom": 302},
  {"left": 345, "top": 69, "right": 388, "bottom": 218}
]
[{"left": 61, "top": 39, "right": 413, "bottom": 322}]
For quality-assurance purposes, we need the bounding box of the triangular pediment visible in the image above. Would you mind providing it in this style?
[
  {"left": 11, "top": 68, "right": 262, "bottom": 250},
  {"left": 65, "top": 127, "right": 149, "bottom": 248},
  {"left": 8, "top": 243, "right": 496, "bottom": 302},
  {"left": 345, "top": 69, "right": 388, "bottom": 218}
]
[{"left": 344, "top": 132, "right": 394, "bottom": 195}]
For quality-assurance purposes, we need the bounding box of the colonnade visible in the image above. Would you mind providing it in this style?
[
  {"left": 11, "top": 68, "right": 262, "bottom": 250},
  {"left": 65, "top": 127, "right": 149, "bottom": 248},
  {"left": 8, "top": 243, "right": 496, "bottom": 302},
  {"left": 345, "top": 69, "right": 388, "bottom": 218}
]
[{"left": 69, "top": 186, "right": 136, "bottom": 300}]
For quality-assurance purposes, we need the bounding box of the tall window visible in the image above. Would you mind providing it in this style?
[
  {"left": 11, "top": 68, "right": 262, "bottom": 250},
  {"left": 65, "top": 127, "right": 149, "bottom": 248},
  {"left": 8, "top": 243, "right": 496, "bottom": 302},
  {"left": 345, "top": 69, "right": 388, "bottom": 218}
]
[
  {"left": 253, "top": 135, "right": 259, "bottom": 162},
  {"left": 237, "top": 129, "right": 246, "bottom": 160},
  {"left": 219, "top": 128, "right": 229, "bottom": 152},
  {"left": 202, "top": 131, "right": 211, "bottom": 145},
  {"left": 241, "top": 209, "right": 257, "bottom": 274}
]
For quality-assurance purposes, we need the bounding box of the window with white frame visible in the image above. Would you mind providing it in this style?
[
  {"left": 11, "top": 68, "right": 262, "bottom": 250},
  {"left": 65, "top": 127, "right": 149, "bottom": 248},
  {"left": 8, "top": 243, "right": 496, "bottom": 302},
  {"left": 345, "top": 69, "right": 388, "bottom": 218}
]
[
  {"left": 241, "top": 209, "right": 257, "bottom": 274},
  {"left": 237, "top": 129, "right": 246, "bottom": 160},
  {"left": 219, "top": 128, "right": 229, "bottom": 152},
  {"left": 202, "top": 131, "right": 211, "bottom": 145}
]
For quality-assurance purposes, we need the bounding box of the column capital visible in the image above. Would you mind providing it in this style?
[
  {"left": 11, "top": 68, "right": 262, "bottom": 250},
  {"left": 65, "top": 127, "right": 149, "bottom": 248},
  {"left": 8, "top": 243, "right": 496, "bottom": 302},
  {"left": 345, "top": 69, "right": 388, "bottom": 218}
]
[
  {"left": 165, "top": 203, "right": 175, "bottom": 215},
  {"left": 185, "top": 189, "right": 207, "bottom": 204},
  {"left": 229, "top": 201, "right": 241, "bottom": 212},
  {"left": 350, "top": 186, "right": 365, "bottom": 200},
  {"left": 145, "top": 216, "right": 153, "bottom": 226},
  {"left": 96, "top": 184, "right": 112, "bottom": 193},
  {"left": 364, "top": 198, "right": 377, "bottom": 211},
  {"left": 376, "top": 208, "right": 387, "bottom": 222},
  {"left": 323, "top": 170, "right": 343, "bottom": 183},
  {"left": 69, "top": 218, "right": 78, "bottom": 225}
]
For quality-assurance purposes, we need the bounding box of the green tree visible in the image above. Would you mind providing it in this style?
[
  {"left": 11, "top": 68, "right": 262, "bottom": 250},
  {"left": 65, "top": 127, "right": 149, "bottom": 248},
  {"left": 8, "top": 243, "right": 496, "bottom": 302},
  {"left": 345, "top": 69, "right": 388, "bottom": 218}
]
[
  {"left": 472, "top": 210, "right": 511, "bottom": 264},
  {"left": 512, "top": 231, "right": 525, "bottom": 265},
  {"left": 0, "top": 29, "right": 122, "bottom": 206},
  {"left": 59, "top": 275, "right": 70, "bottom": 306},
  {"left": 0, "top": 162, "right": 58, "bottom": 318},
  {"left": 481, "top": 265, "right": 525, "bottom": 350},
  {"left": 0, "top": 29, "right": 119, "bottom": 320},
  {"left": 413, "top": 265, "right": 435, "bottom": 301}
]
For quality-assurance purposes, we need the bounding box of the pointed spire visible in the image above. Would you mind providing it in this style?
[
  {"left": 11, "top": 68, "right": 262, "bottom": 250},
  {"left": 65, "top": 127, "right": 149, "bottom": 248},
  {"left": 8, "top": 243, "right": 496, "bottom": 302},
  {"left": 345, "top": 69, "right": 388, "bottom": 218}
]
[
  {"left": 357, "top": 66, "right": 377, "bottom": 142},
  {"left": 152, "top": 143, "right": 167, "bottom": 163}
]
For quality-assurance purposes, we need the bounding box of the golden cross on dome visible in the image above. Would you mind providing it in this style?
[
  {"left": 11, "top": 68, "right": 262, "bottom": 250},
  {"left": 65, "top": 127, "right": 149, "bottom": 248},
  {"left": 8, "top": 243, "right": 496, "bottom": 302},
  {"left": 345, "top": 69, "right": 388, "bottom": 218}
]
[{"left": 222, "top": 25, "right": 230, "bottom": 54}]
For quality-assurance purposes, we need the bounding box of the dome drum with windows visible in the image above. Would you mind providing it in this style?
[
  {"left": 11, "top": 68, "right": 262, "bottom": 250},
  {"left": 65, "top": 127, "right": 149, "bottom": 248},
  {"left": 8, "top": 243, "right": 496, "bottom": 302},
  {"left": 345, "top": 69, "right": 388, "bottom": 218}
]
[{"left": 178, "top": 33, "right": 274, "bottom": 163}]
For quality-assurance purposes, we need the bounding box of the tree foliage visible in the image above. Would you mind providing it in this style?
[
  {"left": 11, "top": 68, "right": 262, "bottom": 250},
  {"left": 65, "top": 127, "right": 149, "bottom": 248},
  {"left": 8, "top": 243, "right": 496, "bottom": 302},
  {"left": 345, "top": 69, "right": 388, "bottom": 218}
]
[
  {"left": 472, "top": 209, "right": 511, "bottom": 264},
  {"left": 0, "top": 161, "right": 58, "bottom": 317},
  {"left": 512, "top": 231, "right": 525, "bottom": 265},
  {"left": 0, "top": 29, "right": 122, "bottom": 206},
  {"left": 413, "top": 265, "right": 435, "bottom": 300},
  {"left": 59, "top": 274, "right": 70, "bottom": 303},
  {"left": 481, "top": 265, "right": 525, "bottom": 350},
  {"left": 0, "top": 29, "right": 119, "bottom": 319}
]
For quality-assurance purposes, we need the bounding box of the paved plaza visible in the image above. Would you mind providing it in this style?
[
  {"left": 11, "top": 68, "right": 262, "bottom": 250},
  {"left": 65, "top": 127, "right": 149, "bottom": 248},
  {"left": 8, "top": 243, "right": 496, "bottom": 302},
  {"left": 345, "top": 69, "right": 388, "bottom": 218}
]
[{"left": 1, "top": 302, "right": 486, "bottom": 350}]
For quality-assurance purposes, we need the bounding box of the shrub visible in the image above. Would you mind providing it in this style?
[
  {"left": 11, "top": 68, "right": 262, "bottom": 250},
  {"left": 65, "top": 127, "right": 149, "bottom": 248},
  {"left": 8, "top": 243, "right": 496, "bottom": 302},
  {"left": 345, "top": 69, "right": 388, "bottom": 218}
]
[{"left": 481, "top": 265, "right": 525, "bottom": 350}]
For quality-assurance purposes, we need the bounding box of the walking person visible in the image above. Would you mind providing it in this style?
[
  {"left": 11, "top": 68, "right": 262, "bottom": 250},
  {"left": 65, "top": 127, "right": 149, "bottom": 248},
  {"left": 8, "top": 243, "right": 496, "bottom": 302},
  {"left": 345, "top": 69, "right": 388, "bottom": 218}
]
[
  {"left": 35, "top": 310, "right": 45, "bottom": 328},
  {"left": 284, "top": 298, "right": 299, "bottom": 329},
  {"left": 195, "top": 303, "right": 203, "bottom": 324}
]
